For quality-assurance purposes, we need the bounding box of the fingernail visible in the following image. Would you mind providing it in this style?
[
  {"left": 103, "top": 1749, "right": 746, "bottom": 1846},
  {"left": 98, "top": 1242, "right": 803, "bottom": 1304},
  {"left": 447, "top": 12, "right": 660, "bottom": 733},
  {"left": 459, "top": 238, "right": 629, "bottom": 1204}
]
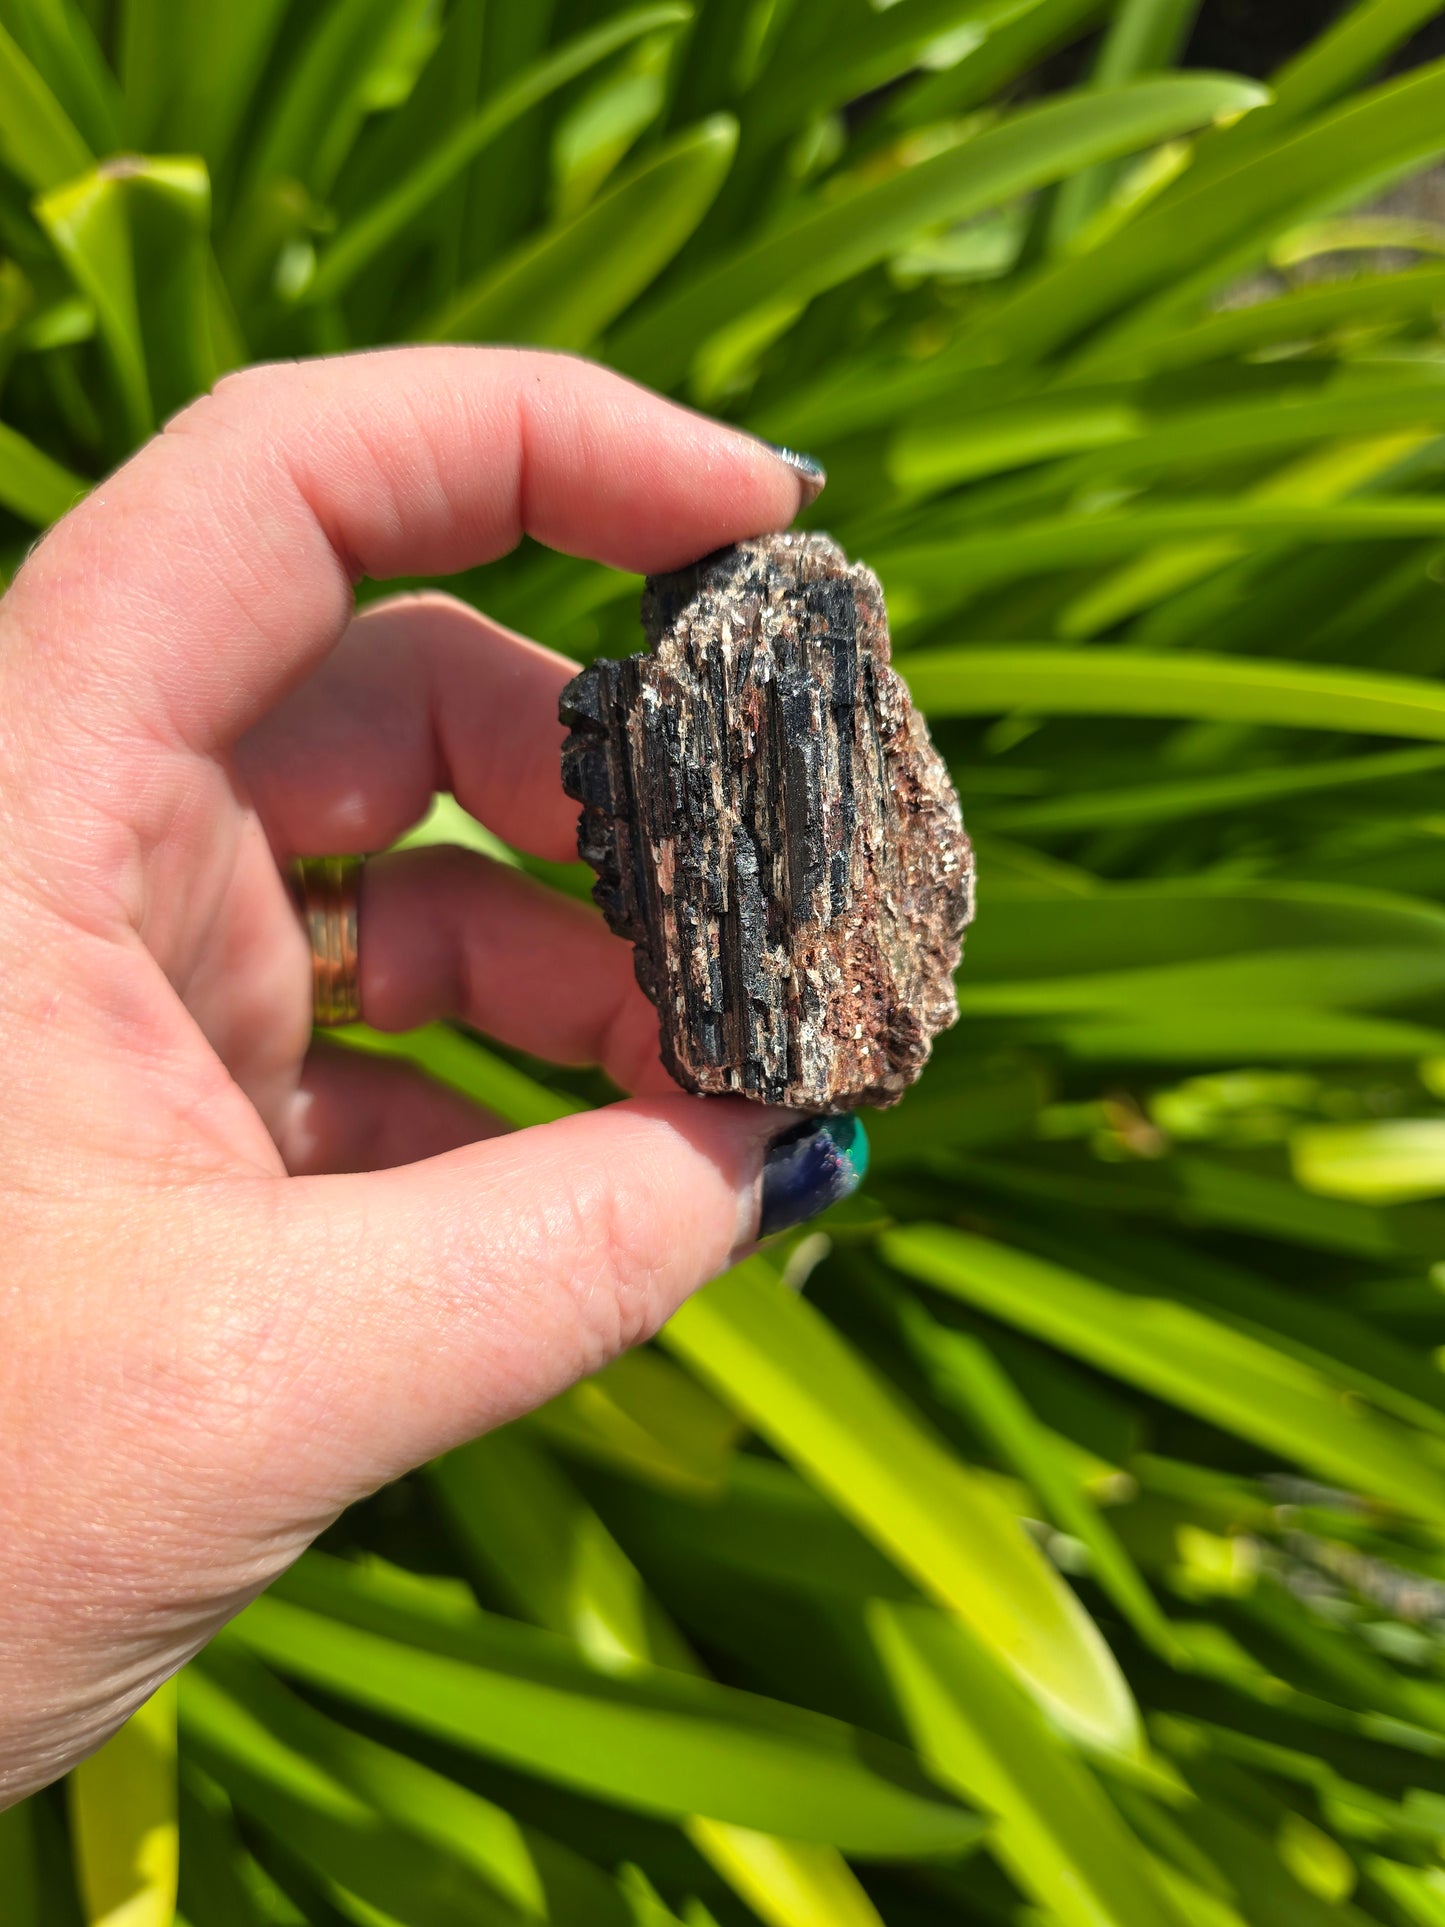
[
  {"left": 758, "top": 1114, "right": 868, "bottom": 1239},
  {"left": 766, "top": 444, "right": 827, "bottom": 508}
]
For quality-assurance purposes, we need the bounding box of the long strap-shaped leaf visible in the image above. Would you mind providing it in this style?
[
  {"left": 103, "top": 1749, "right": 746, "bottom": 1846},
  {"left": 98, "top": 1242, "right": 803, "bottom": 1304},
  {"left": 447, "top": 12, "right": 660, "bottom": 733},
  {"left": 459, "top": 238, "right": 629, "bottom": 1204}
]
[
  {"left": 431, "top": 1430, "right": 888, "bottom": 1927},
  {"left": 228, "top": 1556, "right": 982, "bottom": 1858},
  {"left": 609, "top": 73, "right": 1265, "bottom": 384},
  {"left": 982, "top": 56, "right": 1445, "bottom": 366},
  {"left": 905, "top": 644, "right": 1445, "bottom": 739},
  {"left": 0, "top": 419, "right": 85, "bottom": 524},
  {"left": 880, "top": 1225, "right": 1445, "bottom": 1521},
  {"left": 660, "top": 1258, "right": 1139, "bottom": 1752},
  {"left": 870, "top": 1602, "right": 1184, "bottom": 1927},
  {"left": 0, "top": 15, "right": 91, "bottom": 191},
  {"left": 417, "top": 116, "right": 737, "bottom": 349},
  {"left": 306, "top": 5, "right": 691, "bottom": 304},
  {"left": 184, "top": 1653, "right": 639, "bottom": 1927},
  {"left": 877, "top": 498, "right": 1445, "bottom": 620},
  {"left": 68, "top": 1681, "right": 178, "bottom": 1927}
]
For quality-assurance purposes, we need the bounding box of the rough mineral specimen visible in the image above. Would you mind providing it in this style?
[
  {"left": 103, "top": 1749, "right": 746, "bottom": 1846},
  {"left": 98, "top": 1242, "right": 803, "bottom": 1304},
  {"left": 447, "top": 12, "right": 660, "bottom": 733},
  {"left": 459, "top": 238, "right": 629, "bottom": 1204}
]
[{"left": 559, "top": 532, "right": 974, "bottom": 1111}]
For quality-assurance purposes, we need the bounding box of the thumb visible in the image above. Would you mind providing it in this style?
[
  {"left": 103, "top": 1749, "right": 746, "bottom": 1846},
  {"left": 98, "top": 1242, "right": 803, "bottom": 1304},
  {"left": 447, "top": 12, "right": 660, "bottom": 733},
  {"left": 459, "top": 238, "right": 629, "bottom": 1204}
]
[{"left": 241, "top": 1096, "right": 864, "bottom": 1495}]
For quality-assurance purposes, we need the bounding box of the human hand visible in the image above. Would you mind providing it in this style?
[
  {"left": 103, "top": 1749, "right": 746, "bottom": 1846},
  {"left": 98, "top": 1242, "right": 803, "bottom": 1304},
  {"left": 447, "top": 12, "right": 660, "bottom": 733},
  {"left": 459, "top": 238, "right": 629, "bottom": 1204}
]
[{"left": 0, "top": 348, "right": 858, "bottom": 1802}]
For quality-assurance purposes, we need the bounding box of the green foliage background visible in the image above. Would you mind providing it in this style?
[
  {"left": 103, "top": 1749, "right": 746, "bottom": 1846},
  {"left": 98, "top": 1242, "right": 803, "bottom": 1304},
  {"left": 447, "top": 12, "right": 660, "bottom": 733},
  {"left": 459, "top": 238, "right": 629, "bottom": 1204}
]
[{"left": 14, "top": 0, "right": 1445, "bottom": 1921}]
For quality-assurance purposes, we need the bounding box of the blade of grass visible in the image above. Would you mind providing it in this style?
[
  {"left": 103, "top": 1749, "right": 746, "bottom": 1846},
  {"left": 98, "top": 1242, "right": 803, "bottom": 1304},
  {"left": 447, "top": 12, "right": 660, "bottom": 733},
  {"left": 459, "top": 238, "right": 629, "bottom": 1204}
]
[
  {"left": 746, "top": 0, "right": 1039, "bottom": 135},
  {"left": 894, "top": 372, "right": 1445, "bottom": 499},
  {"left": 1079, "top": 264, "right": 1445, "bottom": 378},
  {"left": 879, "top": 0, "right": 1109, "bottom": 130},
  {"left": 1293, "top": 1120, "right": 1445, "bottom": 1204},
  {"left": 182, "top": 1663, "right": 543, "bottom": 1927},
  {"left": 238, "top": 0, "right": 425, "bottom": 207}
]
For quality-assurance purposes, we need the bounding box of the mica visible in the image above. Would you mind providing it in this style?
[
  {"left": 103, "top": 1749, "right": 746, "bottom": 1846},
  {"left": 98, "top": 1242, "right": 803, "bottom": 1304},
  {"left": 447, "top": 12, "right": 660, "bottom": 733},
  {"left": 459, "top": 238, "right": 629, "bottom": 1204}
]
[{"left": 559, "top": 532, "right": 974, "bottom": 1111}]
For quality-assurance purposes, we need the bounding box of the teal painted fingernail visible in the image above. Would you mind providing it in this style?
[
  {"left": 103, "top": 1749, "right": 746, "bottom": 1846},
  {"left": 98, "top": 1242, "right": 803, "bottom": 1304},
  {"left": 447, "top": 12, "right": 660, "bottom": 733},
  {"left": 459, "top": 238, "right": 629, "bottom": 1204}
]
[
  {"left": 758, "top": 1114, "right": 868, "bottom": 1239},
  {"left": 766, "top": 444, "right": 827, "bottom": 507}
]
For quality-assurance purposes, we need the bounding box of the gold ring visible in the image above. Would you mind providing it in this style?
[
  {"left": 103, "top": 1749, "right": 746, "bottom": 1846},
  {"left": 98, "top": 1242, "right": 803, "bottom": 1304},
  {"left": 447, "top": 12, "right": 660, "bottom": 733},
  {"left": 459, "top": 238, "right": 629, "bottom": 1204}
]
[{"left": 293, "top": 855, "right": 363, "bottom": 1027}]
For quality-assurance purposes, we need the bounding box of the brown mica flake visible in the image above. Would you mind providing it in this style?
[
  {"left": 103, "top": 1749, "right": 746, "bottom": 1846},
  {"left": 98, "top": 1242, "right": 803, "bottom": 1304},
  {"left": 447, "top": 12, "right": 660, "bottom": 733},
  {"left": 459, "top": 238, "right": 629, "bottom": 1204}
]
[{"left": 560, "top": 532, "right": 974, "bottom": 1111}]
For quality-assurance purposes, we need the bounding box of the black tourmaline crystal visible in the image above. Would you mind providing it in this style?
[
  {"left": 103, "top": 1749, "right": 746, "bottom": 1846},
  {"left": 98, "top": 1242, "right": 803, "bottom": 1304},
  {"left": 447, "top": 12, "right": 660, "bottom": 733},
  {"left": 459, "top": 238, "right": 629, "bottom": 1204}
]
[{"left": 560, "top": 532, "right": 974, "bottom": 1111}]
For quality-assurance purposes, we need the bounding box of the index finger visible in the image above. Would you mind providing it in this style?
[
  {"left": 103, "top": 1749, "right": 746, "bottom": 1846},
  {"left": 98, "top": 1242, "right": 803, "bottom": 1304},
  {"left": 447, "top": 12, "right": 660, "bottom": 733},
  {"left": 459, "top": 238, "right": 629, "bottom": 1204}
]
[{"left": 1, "top": 347, "right": 816, "bottom": 750}]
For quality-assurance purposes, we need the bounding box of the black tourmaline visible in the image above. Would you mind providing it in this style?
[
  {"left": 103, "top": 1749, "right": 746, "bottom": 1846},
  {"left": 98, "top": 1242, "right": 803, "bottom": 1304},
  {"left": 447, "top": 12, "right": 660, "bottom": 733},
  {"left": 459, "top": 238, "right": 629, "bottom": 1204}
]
[{"left": 560, "top": 532, "right": 974, "bottom": 1111}]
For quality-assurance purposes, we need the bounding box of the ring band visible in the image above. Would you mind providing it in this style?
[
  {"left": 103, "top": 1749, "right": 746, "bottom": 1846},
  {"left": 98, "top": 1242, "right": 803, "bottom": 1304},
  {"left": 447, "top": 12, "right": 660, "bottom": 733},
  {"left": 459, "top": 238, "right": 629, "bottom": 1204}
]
[{"left": 294, "top": 855, "right": 363, "bottom": 1026}]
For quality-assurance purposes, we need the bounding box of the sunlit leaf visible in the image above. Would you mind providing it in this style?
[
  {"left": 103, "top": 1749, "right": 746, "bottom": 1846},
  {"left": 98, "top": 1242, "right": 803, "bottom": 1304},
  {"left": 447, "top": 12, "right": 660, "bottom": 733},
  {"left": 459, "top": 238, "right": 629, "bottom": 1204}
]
[
  {"left": 661, "top": 1258, "right": 1140, "bottom": 1751},
  {"left": 68, "top": 1683, "right": 178, "bottom": 1927}
]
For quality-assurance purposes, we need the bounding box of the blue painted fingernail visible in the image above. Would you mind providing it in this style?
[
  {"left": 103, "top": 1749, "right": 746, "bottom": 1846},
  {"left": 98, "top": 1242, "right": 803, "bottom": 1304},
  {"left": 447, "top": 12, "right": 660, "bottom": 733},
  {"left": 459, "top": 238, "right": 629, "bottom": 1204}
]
[
  {"left": 758, "top": 1114, "right": 869, "bottom": 1239},
  {"left": 766, "top": 444, "right": 827, "bottom": 507}
]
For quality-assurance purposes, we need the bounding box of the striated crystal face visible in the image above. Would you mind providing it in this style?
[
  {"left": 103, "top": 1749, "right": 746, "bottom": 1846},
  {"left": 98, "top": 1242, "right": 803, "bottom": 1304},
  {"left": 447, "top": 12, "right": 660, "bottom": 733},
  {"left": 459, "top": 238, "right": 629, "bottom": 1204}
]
[{"left": 560, "top": 532, "right": 974, "bottom": 1111}]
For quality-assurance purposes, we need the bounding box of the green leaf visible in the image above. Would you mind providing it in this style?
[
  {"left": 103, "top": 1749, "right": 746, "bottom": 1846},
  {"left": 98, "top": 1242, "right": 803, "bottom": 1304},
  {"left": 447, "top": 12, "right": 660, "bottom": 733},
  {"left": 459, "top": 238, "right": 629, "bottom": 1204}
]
[
  {"left": 229, "top": 1559, "right": 984, "bottom": 1857},
  {"left": 893, "top": 371, "right": 1445, "bottom": 498},
  {"left": 34, "top": 162, "right": 147, "bottom": 443},
  {"left": 1, "top": 0, "right": 119, "bottom": 155},
  {"left": 660, "top": 1258, "right": 1141, "bottom": 1752},
  {"left": 976, "top": 745, "right": 1445, "bottom": 835},
  {"left": 611, "top": 73, "right": 1267, "bottom": 384},
  {"left": 182, "top": 1661, "right": 546, "bottom": 1927},
  {"left": 419, "top": 115, "right": 737, "bottom": 348},
  {"left": 747, "top": 0, "right": 1040, "bottom": 135},
  {"left": 1292, "top": 1119, "right": 1445, "bottom": 1204},
  {"left": 1042, "top": 0, "right": 1201, "bottom": 252},
  {"left": 176, "top": 1765, "right": 274, "bottom": 1927},
  {"left": 891, "top": 1290, "right": 1181, "bottom": 1657},
  {"left": 431, "top": 1431, "right": 889, "bottom": 1927},
  {"left": 0, "top": 15, "right": 90, "bottom": 190},
  {"left": 880, "top": 498, "right": 1445, "bottom": 619},
  {"left": 976, "top": 57, "right": 1445, "bottom": 367},
  {"left": 0, "top": 1800, "right": 43, "bottom": 1927},
  {"left": 1209, "top": 0, "right": 1445, "bottom": 156},
  {"left": 880, "top": 1224, "right": 1445, "bottom": 1521},
  {"left": 331, "top": 1022, "right": 584, "bottom": 1128},
  {"left": 871, "top": 1601, "right": 1181, "bottom": 1927},
  {"left": 0, "top": 417, "right": 84, "bottom": 522},
  {"left": 306, "top": 6, "right": 691, "bottom": 304},
  {"left": 68, "top": 1681, "right": 178, "bottom": 1927},
  {"left": 880, "top": 0, "right": 1110, "bottom": 129},
  {"left": 163, "top": 0, "right": 293, "bottom": 174},
  {"left": 904, "top": 644, "right": 1445, "bottom": 739},
  {"left": 1080, "top": 262, "right": 1445, "bottom": 378},
  {"left": 526, "top": 1346, "right": 745, "bottom": 1497},
  {"left": 239, "top": 0, "right": 426, "bottom": 207},
  {"left": 431, "top": 1427, "right": 698, "bottom": 1673},
  {"left": 187, "top": 1648, "right": 642, "bottom": 1927}
]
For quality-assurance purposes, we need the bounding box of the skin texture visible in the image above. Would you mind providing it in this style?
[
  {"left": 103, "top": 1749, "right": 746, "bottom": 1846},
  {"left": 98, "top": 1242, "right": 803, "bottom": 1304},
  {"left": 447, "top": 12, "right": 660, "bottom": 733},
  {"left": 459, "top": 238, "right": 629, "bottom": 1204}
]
[{"left": 0, "top": 347, "right": 813, "bottom": 1804}]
